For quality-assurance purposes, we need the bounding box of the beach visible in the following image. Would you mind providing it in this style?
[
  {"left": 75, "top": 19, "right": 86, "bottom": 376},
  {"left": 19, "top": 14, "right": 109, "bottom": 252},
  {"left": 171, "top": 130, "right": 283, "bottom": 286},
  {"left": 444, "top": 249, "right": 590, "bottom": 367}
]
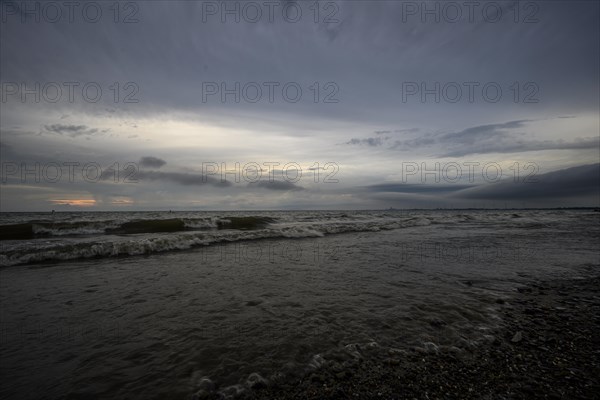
[{"left": 244, "top": 270, "right": 600, "bottom": 399}]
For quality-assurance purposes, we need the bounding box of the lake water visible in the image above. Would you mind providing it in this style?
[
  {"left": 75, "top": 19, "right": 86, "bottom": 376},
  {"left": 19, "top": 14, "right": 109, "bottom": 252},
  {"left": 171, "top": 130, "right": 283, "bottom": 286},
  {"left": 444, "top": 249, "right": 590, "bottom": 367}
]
[{"left": 1, "top": 210, "right": 598, "bottom": 399}]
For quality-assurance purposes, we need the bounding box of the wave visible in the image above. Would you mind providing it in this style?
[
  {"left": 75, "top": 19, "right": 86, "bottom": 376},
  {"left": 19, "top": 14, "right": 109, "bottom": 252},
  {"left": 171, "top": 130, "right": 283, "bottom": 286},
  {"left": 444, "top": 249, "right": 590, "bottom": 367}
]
[
  {"left": 0, "top": 217, "right": 431, "bottom": 267},
  {"left": 0, "top": 216, "right": 277, "bottom": 241}
]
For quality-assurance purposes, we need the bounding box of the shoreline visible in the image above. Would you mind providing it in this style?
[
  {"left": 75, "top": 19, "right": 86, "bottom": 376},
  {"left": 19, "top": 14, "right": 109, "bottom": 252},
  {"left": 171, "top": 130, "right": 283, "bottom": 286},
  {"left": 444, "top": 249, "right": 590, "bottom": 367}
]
[{"left": 237, "top": 272, "right": 600, "bottom": 399}]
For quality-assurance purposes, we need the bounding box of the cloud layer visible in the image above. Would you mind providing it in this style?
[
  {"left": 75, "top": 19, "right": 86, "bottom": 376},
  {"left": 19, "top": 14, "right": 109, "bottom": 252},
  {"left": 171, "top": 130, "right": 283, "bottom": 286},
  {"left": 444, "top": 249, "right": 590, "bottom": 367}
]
[{"left": 1, "top": 1, "right": 598, "bottom": 210}]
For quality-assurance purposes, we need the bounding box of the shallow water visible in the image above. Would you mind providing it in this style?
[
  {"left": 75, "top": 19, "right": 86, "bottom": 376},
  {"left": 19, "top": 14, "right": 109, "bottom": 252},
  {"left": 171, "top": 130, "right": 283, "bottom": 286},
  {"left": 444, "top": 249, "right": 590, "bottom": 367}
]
[{"left": 1, "top": 210, "right": 598, "bottom": 399}]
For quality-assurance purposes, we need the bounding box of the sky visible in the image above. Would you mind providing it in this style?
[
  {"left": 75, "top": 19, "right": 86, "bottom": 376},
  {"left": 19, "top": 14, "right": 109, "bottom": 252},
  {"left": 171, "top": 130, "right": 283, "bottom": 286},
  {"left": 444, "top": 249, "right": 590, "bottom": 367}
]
[{"left": 1, "top": 0, "right": 599, "bottom": 211}]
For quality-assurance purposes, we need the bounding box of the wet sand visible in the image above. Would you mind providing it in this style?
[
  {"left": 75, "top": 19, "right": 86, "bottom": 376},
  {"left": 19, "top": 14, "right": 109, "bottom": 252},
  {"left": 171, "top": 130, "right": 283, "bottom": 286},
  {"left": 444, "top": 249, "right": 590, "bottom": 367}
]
[{"left": 240, "top": 271, "right": 600, "bottom": 399}]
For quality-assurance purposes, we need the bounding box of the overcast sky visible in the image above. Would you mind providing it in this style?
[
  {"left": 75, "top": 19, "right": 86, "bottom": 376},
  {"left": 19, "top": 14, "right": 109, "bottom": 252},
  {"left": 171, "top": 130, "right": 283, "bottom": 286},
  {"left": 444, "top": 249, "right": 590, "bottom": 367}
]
[{"left": 1, "top": 0, "right": 598, "bottom": 210}]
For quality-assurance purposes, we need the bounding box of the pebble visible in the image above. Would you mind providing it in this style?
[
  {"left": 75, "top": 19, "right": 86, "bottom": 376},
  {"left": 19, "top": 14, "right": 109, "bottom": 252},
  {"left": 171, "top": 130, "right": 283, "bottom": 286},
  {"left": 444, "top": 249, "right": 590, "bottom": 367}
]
[
  {"left": 423, "top": 342, "right": 439, "bottom": 353},
  {"left": 246, "top": 373, "right": 267, "bottom": 389},
  {"left": 512, "top": 331, "right": 523, "bottom": 343}
]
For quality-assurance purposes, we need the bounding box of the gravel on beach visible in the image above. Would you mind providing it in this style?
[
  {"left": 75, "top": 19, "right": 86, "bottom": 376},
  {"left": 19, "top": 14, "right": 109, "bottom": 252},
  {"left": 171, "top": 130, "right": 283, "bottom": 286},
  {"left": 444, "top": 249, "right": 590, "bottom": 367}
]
[{"left": 238, "top": 274, "right": 600, "bottom": 400}]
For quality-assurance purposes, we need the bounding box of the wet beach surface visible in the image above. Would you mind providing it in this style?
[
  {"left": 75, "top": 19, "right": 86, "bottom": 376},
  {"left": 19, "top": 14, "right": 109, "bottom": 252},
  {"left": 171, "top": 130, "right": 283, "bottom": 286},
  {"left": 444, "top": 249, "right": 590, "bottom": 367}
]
[{"left": 244, "top": 269, "right": 600, "bottom": 399}]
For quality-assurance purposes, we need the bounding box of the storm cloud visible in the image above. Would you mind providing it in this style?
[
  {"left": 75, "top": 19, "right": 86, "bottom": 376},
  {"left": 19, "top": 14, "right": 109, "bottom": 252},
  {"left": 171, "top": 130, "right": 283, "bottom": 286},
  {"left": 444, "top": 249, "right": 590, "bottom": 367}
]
[
  {"left": 453, "top": 164, "right": 600, "bottom": 200},
  {"left": 1, "top": 1, "right": 598, "bottom": 210}
]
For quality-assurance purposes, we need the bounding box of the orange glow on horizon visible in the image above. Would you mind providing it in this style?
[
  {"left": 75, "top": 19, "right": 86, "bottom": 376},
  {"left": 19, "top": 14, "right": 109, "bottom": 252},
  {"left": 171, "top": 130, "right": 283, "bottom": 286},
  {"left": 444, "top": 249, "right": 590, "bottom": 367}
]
[
  {"left": 111, "top": 198, "right": 134, "bottom": 205},
  {"left": 50, "top": 199, "right": 97, "bottom": 207}
]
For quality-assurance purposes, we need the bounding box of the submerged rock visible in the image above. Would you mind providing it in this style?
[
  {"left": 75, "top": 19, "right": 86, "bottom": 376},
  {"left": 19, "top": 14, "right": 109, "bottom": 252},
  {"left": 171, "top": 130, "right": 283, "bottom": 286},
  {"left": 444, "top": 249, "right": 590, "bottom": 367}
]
[
  {"left": 246, "top": 372, "right": 267, "bottom": 389},
  {"left": 512, "top": 331, "right": 523, "bottom": 343},
  {"left": 423, "top": 342, "right": 439, "bottom": 353}
]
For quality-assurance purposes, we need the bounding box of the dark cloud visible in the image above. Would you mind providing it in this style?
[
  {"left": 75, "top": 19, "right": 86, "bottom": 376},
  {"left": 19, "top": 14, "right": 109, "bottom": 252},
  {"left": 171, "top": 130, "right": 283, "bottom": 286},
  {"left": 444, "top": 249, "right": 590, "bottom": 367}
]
[
  {"left": 367, "top": 183, "right": 474, "bottom": 194},
  {"left": 453, "top": 164, "right": 600, "bottom": 200},
  {"left": 439, "top": 120, "right": 531, "bottom": 142},
  {"left": 392, "top": 120, "right": 530, "bottom": 155},
  {"left": 346, "top": 137, "right": 385, "bottom": 146},
  {"left": 377, "top": 119, "right": 599, "bottom": 157},
  {"left": 2, "top": 1, "right": 597, "bottom": 122},
  {"left": 440, "top": 137, "right": 600, "bottom": 158},
  {"left": 348, "top": 128, "right": 421, "bottom": 146},
  {"left": 140, "top": 156, "right": 166, "bottom": 168},
  {"left": 251, "top": 180, "right": 304, "bottom": 191},
  {"left": 357, "top": 164, "right": 600, "bottom": 208},
  {"left": 395, "top": 128, "right": 420, "bottom": 134},
  {"left": 428, "top": 118, "right": 599, "bottom": 156},
  {"left": 43, "top": 124, "right": 99, "bottom": 137},
  {"left": 390, "top": 135, "right": 436, "bottom": 149},
  {"left": 100, "top": 170, "right": 231, "bottom": 188}
]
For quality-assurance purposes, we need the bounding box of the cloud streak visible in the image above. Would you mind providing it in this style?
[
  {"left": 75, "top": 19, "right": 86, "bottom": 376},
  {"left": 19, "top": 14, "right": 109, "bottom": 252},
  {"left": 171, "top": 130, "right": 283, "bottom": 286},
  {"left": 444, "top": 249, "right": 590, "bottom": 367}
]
[
  {"left": 346, "top": 119, "right": 600, "bottom": 158},
  {"left": 43, "top": 124, "right": 100, "bottom": 137},
  {"left": 100, "top": 170, "right": 232, "bottom": 188},
  {"left": 140, "top": 156, "right": 167, "bottom": 168},
  {"left": 250, "top": 180, "right": 305, "bottom": 191},
  {"left": 453, "top": 163, "right": 600, "bottom": 200}
]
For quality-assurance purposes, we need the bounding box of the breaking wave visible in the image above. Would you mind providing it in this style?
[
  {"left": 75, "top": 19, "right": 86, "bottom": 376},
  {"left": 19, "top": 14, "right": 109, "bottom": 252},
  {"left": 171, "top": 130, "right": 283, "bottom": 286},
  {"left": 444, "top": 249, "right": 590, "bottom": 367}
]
[{"left": 0, "top": 216, "right": 431, "bottom": 266}]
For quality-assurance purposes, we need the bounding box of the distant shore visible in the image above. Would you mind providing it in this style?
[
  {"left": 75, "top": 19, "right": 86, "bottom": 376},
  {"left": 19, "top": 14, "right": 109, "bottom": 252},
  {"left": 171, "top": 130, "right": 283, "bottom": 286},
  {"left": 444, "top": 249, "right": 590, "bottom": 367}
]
[{"left": 240, "top": 271, "right": 600, "bottom": 399}]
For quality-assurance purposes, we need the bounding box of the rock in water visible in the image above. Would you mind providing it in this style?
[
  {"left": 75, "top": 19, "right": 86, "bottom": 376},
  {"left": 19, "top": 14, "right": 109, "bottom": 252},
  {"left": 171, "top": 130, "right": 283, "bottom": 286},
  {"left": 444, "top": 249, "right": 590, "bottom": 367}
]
[
  {"left": 246, "top": 372, "right": 267, "bottom": 389},
  {"left": 423, "top": 342, "right": 439, "bottom": 353},
  {"left": 512, "top": 331, "right": 523, "bottom": 343}
]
